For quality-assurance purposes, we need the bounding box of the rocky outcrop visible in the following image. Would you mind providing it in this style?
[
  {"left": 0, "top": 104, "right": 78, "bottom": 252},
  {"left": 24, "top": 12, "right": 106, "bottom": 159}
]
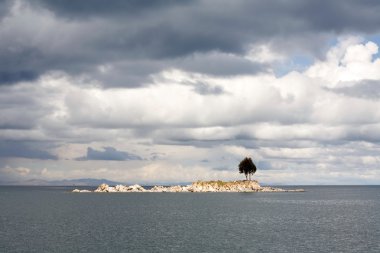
[
  {"left": 260, "top": 186, "right": 304, "bottom": 192},
  {"left": 73, "top": 180, "right": 304, "bottom": 193},
  {"left": 93, "top": 183, "right": 146, "bottom": 192},
  {"left": 72, "top": 189, "right": 91, "bottom": 193},
  {"left": 190, "top": 180, "right": 261, "bottom": 192},
  {"left": 150, "top": 185, "right": 191, "bottom": 192}
]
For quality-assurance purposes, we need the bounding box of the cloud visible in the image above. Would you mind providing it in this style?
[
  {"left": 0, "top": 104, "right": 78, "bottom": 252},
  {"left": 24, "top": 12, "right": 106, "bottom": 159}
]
[
  {"left": 306, "top": 39, "right": 380, "bottom": 87},
  {"left": 0, "top": 140, "right": 57, "bottom": 160},
  {"left": 2, "top": 1, "right": 380, "bottom": 185},
  {"left": 76, "top": 147, "right": 142, "bottom": 161},
  {"left": 1, "top": 166, "right": 30, "bottom": 176},
  {"left": 0, "top": 0, "right": 12, "bottom": 19},
  {"left": 176, "top": 52, "right": 268, "bottom": 77},
  {"left": 2, "top": 1, "right": 380, "bottom": 86},
  {"left": 2, "top": 38, "right": 380, "bottom": 154},
  {"left": 0, "top": 71, "right": 39, "bottom": 85},
  {"left": 328, "top": 80, "right": 380, "bottom": 99},
  {"left": 0, "top": 82, "right": 56, "bottom": 129},
  {"left": 33, "top": 0, "right": 192, "bottom": 19}
]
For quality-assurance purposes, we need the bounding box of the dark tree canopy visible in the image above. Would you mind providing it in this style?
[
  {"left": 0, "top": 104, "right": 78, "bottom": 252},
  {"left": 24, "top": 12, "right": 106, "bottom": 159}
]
[{"left": 238, "top": 157, "right": 257, "bottom": 180}]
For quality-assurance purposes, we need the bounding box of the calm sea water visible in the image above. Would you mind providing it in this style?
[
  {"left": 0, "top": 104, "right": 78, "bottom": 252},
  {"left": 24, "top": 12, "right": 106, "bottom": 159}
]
[{"left": 0, "top": 186, "right": 379, "bottom": 253}]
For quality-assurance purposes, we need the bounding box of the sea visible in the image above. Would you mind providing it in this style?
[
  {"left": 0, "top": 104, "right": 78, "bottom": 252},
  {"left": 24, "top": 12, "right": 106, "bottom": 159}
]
[{"left": 0, "top": 186, "right": 379, "bottom": 253}]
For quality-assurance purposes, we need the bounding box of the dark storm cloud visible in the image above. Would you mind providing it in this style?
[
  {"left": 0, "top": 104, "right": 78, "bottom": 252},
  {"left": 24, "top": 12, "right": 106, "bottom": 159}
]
[
  {"left": 0, "top": 140, "right": 57, "bottom": 159},
  {"left": 33, "top": 0, "right": 194, "bottom": 19},
  {"left": 181, "top": 81, "right": 225, "bottom": 95},
  {"left": 0, "top": 0, "right": 11, "bottom": 18},
  {"left": 192, "top": 82, "right": 224, "bottom": 95},
  {"left": 293, "top": 0, "right": 380, "bottom": 32},
  {"left": 0, "top": 71, "right": 39, "bottom": 85},
  {"left": 90, "top": 60, "right": 163, "bottom": 88},
  {"left": 330, "top": 80, "right": 380, "bottom": 99},
  {"left": 0, "top": 85, "right": 52, "bottom": 129},
  {"left": 76, "top": 147, "right": 142, "bottom": 161},
  {"left": 2, "top": 0, "right": 380, "bottom": 86},
  {"left": 177, "top": 53, "right": 267, "bottom": 76}
]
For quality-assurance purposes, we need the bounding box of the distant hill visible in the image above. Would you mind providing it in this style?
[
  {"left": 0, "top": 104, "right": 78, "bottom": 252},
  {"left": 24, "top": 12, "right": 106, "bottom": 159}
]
[{"left": 0, "top": 178, "right": 124, "bottom": 186}]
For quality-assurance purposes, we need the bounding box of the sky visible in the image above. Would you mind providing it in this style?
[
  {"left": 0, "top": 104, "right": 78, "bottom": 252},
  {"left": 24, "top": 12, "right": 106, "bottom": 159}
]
[{"left": 1, "top": 0, "right": 380, "bottom": 185}]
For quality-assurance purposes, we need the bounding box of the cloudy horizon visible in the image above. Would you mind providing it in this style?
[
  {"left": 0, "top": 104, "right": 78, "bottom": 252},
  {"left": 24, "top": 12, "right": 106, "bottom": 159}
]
[{"left": 1, "top": 0, "right": 380, "bottom": 185}]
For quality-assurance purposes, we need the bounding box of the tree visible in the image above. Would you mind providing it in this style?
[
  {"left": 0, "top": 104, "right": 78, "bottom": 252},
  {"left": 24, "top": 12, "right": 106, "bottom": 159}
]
[{"left": 238, "top": 157, "right": 257, "bottom": 180}]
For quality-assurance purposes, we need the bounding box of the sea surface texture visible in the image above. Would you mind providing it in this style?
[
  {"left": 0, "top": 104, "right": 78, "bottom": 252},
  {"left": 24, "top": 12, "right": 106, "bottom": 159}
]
[{"left": 0, "top": 186, "right": 379, "bottom": 253}]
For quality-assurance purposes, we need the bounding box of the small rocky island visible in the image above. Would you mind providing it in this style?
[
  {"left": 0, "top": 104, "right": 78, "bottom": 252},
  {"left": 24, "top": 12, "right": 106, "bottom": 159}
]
[
  {"left": 73, "top": 157, "right": 304, "bottom": 193},
  {"left": 72, "top": 180, "right": 304, "bottom": 193}
]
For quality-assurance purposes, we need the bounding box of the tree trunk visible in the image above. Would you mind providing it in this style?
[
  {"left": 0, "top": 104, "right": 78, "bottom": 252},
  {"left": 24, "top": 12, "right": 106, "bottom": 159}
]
[
  {"left": 245, "top": 174, "right": 248, "bottom": 180},
  {"left": 249, "top": 173, "right": 251, "bottom": 181}
]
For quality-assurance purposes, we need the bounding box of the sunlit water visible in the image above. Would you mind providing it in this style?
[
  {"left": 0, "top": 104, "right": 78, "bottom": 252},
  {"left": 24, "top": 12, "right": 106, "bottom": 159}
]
[{"left": 0, "top": 186, "right": 379, "bottom": 252}]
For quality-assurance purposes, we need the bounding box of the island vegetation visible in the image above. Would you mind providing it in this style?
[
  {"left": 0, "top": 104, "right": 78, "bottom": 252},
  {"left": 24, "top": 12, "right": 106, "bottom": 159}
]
[{"left": 238, "top": 157, "right": 257, "bottom": 180}]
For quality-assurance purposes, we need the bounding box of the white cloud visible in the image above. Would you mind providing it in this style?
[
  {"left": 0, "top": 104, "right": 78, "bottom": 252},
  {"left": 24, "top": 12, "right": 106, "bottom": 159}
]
[
  {"left": 2, "top": 37, "right": 380, "bottom": 184},
  {"left": 246, "top": 44, "right": 286, "bottom": 63},
  {"left": 306, "top": 37, "right": 380, "bottom": 87},
  {"left": 1, "top": 166, "right": 30, "bottom": 176}
]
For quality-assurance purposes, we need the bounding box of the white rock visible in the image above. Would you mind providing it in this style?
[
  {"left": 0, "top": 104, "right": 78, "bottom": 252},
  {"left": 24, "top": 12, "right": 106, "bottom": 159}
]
[
  {"left": 115, "top": 184, "right": 129, "bottom": 192},
  {"left": 107, "top": 187, "right": 116, "bottom": 192},
  {"left": 94, "top": 183, "right": 109, "bottom": 192},
  {"left": 150, "top": 186, "right": 167, "bottom": 192},
  {"left": 72, "top": 189, "right": 91, "bottom": 193},
  {"left": 127, "top": 184, "right": 146, "bottom": 192},
  {"left": 91, "top": 181, "right": 303, "bottom": 193}
]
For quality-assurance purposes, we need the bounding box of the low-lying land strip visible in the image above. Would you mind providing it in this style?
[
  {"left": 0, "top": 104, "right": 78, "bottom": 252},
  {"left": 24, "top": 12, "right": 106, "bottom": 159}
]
[{"left": 73, "top": 180, "right": 304, "bottom": 193}]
